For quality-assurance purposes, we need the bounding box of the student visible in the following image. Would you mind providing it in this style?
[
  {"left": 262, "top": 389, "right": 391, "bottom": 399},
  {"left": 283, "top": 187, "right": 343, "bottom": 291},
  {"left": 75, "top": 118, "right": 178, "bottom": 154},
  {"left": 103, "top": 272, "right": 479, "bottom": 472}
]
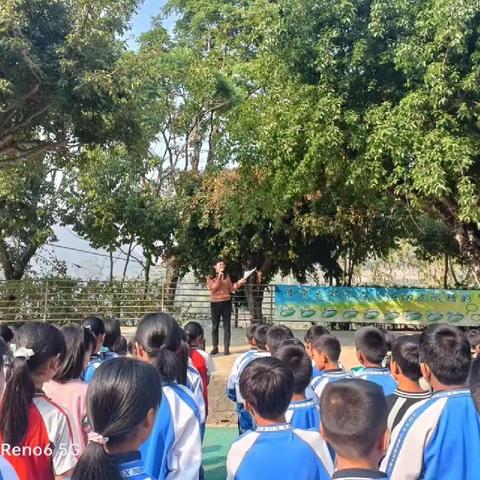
[
  {"left": 275, "top": 343, "right": 320, "bottom": 430},
  {"left": 104, "top": 317, "right": 122, "bottom": 355},
  {"left": 227, "top": 324, "right": 270, "bottom": 434},
  {"left": 185, "top": 321, "right": 216, "bottom": 416},
  {"left": 380, "top": 328, "right": 395, "bottom": 368},
  {"left": 0, "top": 322, "right": 77, "bottom": 480},
  {"left": 320, "top": 379, "right": 389, "bottom": 480},
  {"left": 0, "top": 324, "right": 14, "bottom": 345},
  {"left": 381, "top": 324, "right": 480, "bottom": 479},
  {"left": 309, "top": 335, "right": 351, "bottom": 402},
  {"left": 136, "top": 312, "right": 202, "bottom": 480},
  {"left": 72, "top": 357, "right": 162, "bottom": 480},
  {"left": 470, "top": 357, "right": 480, "bottom": 413},
  {"left": 44, "top": 324, "right": 96, "bottom": 455},
  {"left": 354, "top": 327, "right": 397, "bottom": 396},
  {"left": 112, "top": 335, "right": 129, "bottom": 356},
  {"left": 304, "top": 325, "right": 330, "bottom": 377},
  {"left": 386, "top": 335, "right": 431, "bottom": 431},
  {"left": 82, "top": 314, "right": 107, "bottom": 382},
  {"left": 226, "top": 357, "right": 333, "bottom": 480},
  {"left": 467, "top": 329, "right": 480, "bottom": 358},
  {"left": 266, "top": 324, "right": 294, "bottom": 356}
]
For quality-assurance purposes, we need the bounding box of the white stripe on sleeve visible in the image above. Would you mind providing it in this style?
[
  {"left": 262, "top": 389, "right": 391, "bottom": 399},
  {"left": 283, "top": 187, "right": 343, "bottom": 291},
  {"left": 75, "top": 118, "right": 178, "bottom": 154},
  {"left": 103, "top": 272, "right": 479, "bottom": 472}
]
[
  {"left": 226, "top": 432, "right": 260, "bottom": 480},
  {"left": 293, "top": 429, "right": 334, "bottom": 475}
]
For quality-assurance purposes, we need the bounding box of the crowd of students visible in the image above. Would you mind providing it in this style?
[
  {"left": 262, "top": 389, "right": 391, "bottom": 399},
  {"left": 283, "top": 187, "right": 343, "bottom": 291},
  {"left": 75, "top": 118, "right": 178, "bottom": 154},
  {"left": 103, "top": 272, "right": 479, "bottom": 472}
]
[{"left": 1, "top": 317, "right": 480, "bottom": 479}]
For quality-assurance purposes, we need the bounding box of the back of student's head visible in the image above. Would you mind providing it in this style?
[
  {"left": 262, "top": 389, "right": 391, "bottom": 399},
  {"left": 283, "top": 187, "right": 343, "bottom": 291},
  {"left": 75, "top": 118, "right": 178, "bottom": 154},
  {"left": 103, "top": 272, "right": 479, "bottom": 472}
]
[
  {"left": 320, "top": 379, "right": 387, "bottom": 460},
  {"left": 380, "top": 329, "right": 395, "bottom": 352},
  {"left": 304, "top": 325, "right": 330, "bottom": 344},
  {"left": 266, "top": 325, "right": 294, "bottom": 355},
  {"left": 275, "top": 343, "right": 312, "bottom": 394},
  {"left": 0, "top": 337, "right": 7, "bottom": 390},
  {"left": 467, "top": 330, "right": 480, "bottom": 351},
  {"left": 0, "top": 325, "right": 14, "bottom": 344},
  {"left": 72, "top": 357, "right": 162, "bottom": 480},
  {"left": 391, "top": 335, "right": 422, "bottom": 381},
  {"left": 355, "top": 327, "right": 387, "bottom": 365},
  {"left": 184, "top": 321, "right": 204, "bottom": 346},
  {"left": 103, "top": 317, "right": 121, "bottom": 350},
  {"left": 254, "top": 325, "right": 268, "bottom": 350},
  {"left": 135, "top": 312, "right": 187, "bottom": 385},
  {"left": 312, "top": 334, "right": 341, "bottom": 362},
  {"left": 240, "top": 357, "right": 294, "bottom": 420},
  {"left": 82, "top": 314, "right": 106, "bottom": 337},
  {"left": 111, "top": 336, "right": 128, "bottom": 356},
  {"left": 0, "top": 322, "right": 66, "bottom": 446},
  {"left": 420, "top": 324, "right": 470, "bottom": 386},
  {"left": 246, "top": 324, "right": 258, "bottom": 343},
  {"left": 470, "top": 357, "right": 480, "bottom": 414},
  {"left": 54, "top": 324, "right": 92, "bottom": 383}
]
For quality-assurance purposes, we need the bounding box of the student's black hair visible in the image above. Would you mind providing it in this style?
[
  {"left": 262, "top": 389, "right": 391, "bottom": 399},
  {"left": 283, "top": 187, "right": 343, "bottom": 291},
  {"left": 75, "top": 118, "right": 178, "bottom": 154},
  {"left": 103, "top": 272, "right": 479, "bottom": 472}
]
[
  {"left": 54, "top": 324, "right": 92, "bottom": 383},
  {"left": 135, "top": 312, "right": 187, "bottom": 385},
  {"left": 355, "top": 326, "right": 388, "bottom": 365},
  {"left": 82, "top": 314, "right": 106, "bottom": 337},
  {"left": 253, "top": 325, "right": 268, "bottom": 350},
  {"left": 103, "top": 317, "right": 121, "bottom": 350},
  {"left": 419, "top": 324, "right": 471, "bottom": 386},
  {"left": 312, "top": 334, "right": 341, "bottom": 362},
  {"left": 0, "top": 322, "right": 66, "bottom": 446},
  {"left": 246, "top": 324, "right": 258, "bottom": 342},
  {"left": 304, "top": 325, "right": 330, "bottom": 344},
  {"left": 239, "top": 357, "right": 294, "bottom": 420},
  {"left": 184, "top": 321, "right": 205, "bottom": 345},
  {"left": 280, "top": 338, "right": 306, "bottom": 349},
  {"left": 391, "top": 335, "right": 422, "bottom": 381},
  {"left": 128, "top": 338, "right": 136, "bottom": 356},
  {"left": 266, "top": 325, "right": 294, "bottom": 355},
  {"left": 469, "top": 357, "right": 480, "bottom": 414},
  {"left": 72, "top": 357, "right": 162, "bottom": 480},
  {"left": 111, "top": 336, "right": 128, "bottom": 356},
  {"left": 380, "top": 329, "right": 395, "bottom": 352},
  {"left": 84, "top": 327, "right": 97, "bottom": 354},
  {"left": 0, "top": 337, "right": 7, "bottom": 370},
  {"left": 320, "top": 379, "right": 387, "bottom": 459},
  {"left": 275, "top": 343, "right": 312, "bottom": 394},
  {"left": 0, "top": 325, "right": 14, "bottom": 343},
  {"left": 467, "top": 330, "right": 480, "bottom": 349}
]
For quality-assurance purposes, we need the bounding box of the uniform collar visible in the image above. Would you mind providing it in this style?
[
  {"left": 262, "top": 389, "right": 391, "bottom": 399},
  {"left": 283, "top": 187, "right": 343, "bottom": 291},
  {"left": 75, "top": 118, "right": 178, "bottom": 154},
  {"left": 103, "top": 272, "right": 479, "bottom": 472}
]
[
  {"left": 289, "top": 399, "right": 317, "bottom": 408},
  {"left": 394, "top": 389, "right": 431, "bottom": 399},
  {"left": 332, "top": 468, "right": 388, "bottom": 479},
  {"left": 363, "top": 367, "right": 390, "bottom": 374},
  {"left": 256, "top": 423, "right": 292, "bottom": 433}
]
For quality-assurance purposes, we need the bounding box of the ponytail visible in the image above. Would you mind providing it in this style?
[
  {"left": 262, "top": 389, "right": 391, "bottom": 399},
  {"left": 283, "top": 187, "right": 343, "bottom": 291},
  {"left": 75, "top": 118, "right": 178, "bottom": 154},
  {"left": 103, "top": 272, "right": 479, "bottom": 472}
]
[
  {"left": 0, "top": 323, "right": 65, "bottom": 446},
  {"left": 136, "top": 312, "right": 187, "bottom": 384},
  {"left": 72, "top": 357, "right": 162, "bottom": 480}
]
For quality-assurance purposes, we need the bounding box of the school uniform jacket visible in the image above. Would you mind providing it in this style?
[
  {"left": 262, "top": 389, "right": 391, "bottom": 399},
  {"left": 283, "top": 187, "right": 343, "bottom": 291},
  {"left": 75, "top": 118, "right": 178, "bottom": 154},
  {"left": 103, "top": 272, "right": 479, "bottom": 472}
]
[
  {"left": 353, "top": 367, "right": 397, "bottom": 396},
  {"left": 83, "top": 348, "right": 118, "bottom": 383},
  {"left": 226, "top": 423, "right": 334, "bottom": 480},
  {"left": 332, "top": 469, "right": 388, "bottom": 480},
  {"left": 381, "top": 389, "right": 480, "bottom": 480},
  {"left": 0, "top": 392, "right": 77, "bottom": 480},
  {"left": 140, "top": 383, "right": 202, "bottom": 480},
  {"left": 186, "top": 361, "right": 206, "bottom": 425},
  {"left": 0, "top": 457, "right": 18, "bottom": 480},
  {"left": 386, "top": 389, "right": 432, "bottom": 432},
  {"left": 112, "top": 451, "right": 157, "bottom": 480},
  {"left": 285, "top": 399, "right": 320, "bottom": 430},
  {"left": 309, "top": 369, "right": 352, "bottom": 403}
]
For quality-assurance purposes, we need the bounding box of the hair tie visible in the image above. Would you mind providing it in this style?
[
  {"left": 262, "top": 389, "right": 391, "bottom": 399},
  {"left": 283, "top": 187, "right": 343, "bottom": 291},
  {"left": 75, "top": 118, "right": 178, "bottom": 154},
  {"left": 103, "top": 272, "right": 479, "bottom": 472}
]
[
  {"left": 14, "top": 348, "right": 35, "bottom": 360},
  {"left": 88, "top": 431, "right": 109, "bottom": 445}
]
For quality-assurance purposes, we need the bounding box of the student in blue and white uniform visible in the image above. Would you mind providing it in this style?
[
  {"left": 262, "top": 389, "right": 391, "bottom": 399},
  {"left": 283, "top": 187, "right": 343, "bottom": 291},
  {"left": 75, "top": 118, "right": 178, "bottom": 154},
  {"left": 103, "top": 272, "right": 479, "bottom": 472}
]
[
  {"left": 227, "top": 325, "right": 270, "bottom": 434},
  {"left": 304, "top": 325, "right": 330, "bottom": 378},
  {"left": 381, "top": 324, "right": 480, "bottom": 480},
  {"left": 353, "top": 327, "right": 396, "bottom": 396},
  {"left": 72, "top": 356, "right": 162, "bottom": 480},
  {"left": 186, "top": 355, "right": 206, "bottom": 438},
  {"left": 82, "top": 315, "right": 119, "bottom": 383},
  {"left": 226, "top": 357, "right": 333, "bottom": 480},
  {"left": 136, "top": 313, "right": 202, "bottom": 480},
  {"left": 265, "top": 324, "right": 294, "bottom": 356},
  {"left": 320, "top": 379, "right": 389, "bottom": 480},
  {"left": 275, "top": 340, "right": 320, "bottom": 430},
  {"left": 309, "top": 335, "right": 351, "bottom": 402}
]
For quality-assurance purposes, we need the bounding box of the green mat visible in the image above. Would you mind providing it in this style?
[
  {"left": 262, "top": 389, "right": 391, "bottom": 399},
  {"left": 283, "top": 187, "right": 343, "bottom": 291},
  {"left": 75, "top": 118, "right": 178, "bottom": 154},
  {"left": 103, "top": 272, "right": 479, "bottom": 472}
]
[{"left": 203, "top": 427, "right": 238, "bottom": 480}]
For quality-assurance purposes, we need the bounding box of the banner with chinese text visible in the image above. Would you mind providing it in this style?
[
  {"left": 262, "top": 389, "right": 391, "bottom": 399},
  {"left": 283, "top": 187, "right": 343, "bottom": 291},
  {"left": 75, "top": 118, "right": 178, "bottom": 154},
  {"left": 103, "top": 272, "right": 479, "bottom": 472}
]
[{"left": 274, "top": 285, "right": 480, "bottom": 326}]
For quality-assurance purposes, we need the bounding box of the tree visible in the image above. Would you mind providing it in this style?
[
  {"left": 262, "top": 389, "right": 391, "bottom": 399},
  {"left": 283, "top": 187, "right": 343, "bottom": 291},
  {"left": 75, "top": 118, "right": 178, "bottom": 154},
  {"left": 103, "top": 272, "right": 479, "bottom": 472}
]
[
  {"left": 0, "top": 157, "right": 63, "bottom": 279},
  {"left": 0, "top": 0, "right": 142, "bottom": 167}
]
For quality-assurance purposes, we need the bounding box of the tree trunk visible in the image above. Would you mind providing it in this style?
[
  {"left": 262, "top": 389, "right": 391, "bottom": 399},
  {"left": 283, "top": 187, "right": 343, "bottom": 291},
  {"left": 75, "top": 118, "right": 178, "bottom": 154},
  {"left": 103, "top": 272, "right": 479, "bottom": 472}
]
[
  {"left": 109, "top": 251, "right": 114, "bottom": 282},
  {"left": 164, "top": 255, "right": 180, "bottom": 309},
  {"left": 0, "top": 239, "right": 39, "bottom": 280},
  {"left": 243, "top": 258, "right": 272, "bottom": 323},
  {"left": 122, "top": 240, "right": 134, "bottom": 283},
  {"left": 443, "top": 253, "right": 449, "bottom": 289}
]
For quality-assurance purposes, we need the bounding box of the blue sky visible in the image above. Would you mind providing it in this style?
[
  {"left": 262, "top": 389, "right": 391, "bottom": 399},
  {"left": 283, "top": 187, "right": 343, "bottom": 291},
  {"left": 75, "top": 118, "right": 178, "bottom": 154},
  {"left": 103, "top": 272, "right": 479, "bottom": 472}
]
[{"left": 125, "top": 0, "right": 174, "bottom": 49}]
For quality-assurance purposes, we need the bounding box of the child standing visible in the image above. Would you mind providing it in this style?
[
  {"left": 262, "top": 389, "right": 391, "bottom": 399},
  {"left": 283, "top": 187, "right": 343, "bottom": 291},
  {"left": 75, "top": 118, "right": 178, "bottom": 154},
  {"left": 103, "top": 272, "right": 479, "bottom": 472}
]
[
  {"left": 304, "top": 325, "right": 330, "bottom": 378},
  {"left": 382, "top": 324, "right": 480, "bottom": 479},
  {"left": 136, "top": 312, "right": 202, "bottom": 480},
  {"left": 226, "top": 357, "right": 333, "bottom": 480},
  {"left": 266, "top": 325, "right": 294, "bottom": 356},
  {"left": 320, "top": 379, "right": 389, "bottom": 480},
  {"left": 386, "top": 335, "right": 431, "bottom": 431},
  {"left": 82, "top": 314, "right": 107, "bottom": 383},
  {"left": 44, "top": 324, "right": 96, "bottom": 456},
  {"left": 0, "top": 322, "right": 77, "bottom": 480},
  {"left": 72, "top": 357, "right": 162, "bottom": 480},
  {"left": 275, "top": 343, "right": 320, "bottom": 430},
  {"left": 354, "top": 327, "right": 397, "bottom": 395},
  {"left": 227, "top": 324, "right": 270, "bottom": 434},
  {"left": 309, "top": 335, "right": 351, "bottom": 402}
]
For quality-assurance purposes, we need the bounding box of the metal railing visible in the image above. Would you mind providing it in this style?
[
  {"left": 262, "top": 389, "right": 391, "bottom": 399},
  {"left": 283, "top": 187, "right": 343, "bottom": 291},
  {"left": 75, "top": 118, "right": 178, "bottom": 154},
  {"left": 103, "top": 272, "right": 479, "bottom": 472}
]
[{"left": 0, "top": 280, "right": 274, "bottom": 326}]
